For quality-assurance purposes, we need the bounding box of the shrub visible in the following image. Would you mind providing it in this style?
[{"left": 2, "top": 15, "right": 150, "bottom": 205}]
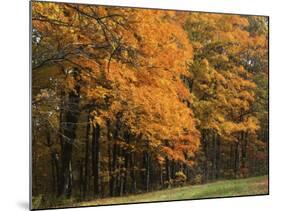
[
  {"left": 174, "top": 171, "right": 187, "bottom": 187},
  {"left": 192, "top": 174, "right": 202, "bottom": 184}
]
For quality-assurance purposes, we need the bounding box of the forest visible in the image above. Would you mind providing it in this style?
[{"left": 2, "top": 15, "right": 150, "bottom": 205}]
[{"left": 31, "top": 1, "right": 269, "bottom": 209}]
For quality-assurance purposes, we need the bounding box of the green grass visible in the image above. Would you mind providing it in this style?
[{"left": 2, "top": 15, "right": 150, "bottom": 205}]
[{"left": 76, "top": 175, "right": 268, "bottom": 207}]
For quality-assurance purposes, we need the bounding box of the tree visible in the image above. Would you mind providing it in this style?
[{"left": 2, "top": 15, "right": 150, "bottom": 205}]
[{"left": 185, "top": 13, "right": 266, "bottom": 181}]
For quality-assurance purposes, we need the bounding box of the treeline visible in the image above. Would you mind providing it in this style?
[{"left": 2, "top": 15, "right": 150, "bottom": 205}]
[{"left": 31, "top": 2, "right": 268, "bottom": 208}]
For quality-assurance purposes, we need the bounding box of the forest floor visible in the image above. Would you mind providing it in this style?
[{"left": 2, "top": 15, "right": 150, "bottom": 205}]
[{"left": 75, "top": 175, "right": 268, "bottom": 207}]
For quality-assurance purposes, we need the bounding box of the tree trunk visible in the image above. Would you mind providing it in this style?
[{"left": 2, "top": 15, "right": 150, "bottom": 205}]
[
  {"left": 202, "top": 130, "right": 208, "bottom": 183},
  {"left": 116, "top": 144, "right": 121, "bottom": 196},
  {"left": 234, "top": 141, "right": 240, "bottom": 178},
  {"left": 118, "top": 144, "right": 124, "bottom": 196},
  {"left": 92, "top": 123, "right": 101, "bottom": 197},
  {"left": 51, "top": 153, "right": 56, "bottom": 194},
  {"left": 111, "top": 115, "right": 121, "bottom": 196},
  {"left": 51, "top": 152, "right": 60, "bottom": 196},
  {"left": 111, "top": 139, "right": 117, "bottom": 196},
  {"left": 143, "top": 151, "right": 150, "bottom": 192},
  {"left": 106, "top": 120, "right": 114, "bottom": 197},
  {"left": 215, "top": 136, "right": 221, "bottom": 179},
  {"left": 165, "top": 158, "right": 171, "bottom": 188},
  {"left": 160, "top": 164, "right": 164, "bottom": 189},
  {"left": 212, "top": 132, "right": 217, "bottom": 181},
  {"left": 241, "top": 132, "right": 248, "bottom": 177},
  {"left": 123, "top": 134, "right": 130, "bottom": 195},
  {"left": 79, "top": 160, "right": 83, "bottom": 199},
  {"left": 130, "top": 152, "right": 137, "bottom": 193},
  {"left": 58, "top": 68, "right": 81, "bottom": 198},
  {"left": 230, "top": 143, "right": 234, "bottom": 175},
  {"left": 46, "top": 130, "right": 57, "bottom": 194},
  {"left": 83, "top": 112, "right": 90, "bottom": 199},
  {"left": 171, "top": 160, "right": 175, "bottom": 179},
  {"left": 59, "top": 142, "right": 73, "bottom": 198}
]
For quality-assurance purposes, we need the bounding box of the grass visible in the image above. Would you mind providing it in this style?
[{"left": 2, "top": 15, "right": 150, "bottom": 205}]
[{"left": 75, "top": 175, "right": 268, "bottom": 207}]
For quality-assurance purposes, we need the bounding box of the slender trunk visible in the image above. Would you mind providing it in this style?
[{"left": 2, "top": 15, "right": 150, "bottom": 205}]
[
  {"left": 123, "top": 135, "right": 130, "bottom": 195},
  {"left": 216, "top": 137, "right": 221, "bottom": 179},
  {"left": 144, "top": 151, "right": 150, "bottom": 192},
  {"left": 202, "top": 130, "right": 208, "bottom": 183},
  {"left": 83, "top": 112, "right": 90, "bottom": 199},
  {"left": 106, "top": 120, "right": 113, "bottom": 197},
  {"left": 147, "top": 153, "right": 150, "bottom": 192},
  {"left": 51, "top": 153, "right": 56, "bottom": 194},
  {"left": 119, "top": 170, "right": 124, "bottom": 196},
  {"left": 32, "top": 129, "right": 38, "bottom": 195},
  {"left": 116, "top": 144, "right": 122, "bottom": 196},
  {"left": 234, "top": 141, "right": 240, "bottom": 178},
  {"left": 92, "top": 123, "right": 100, "bottom": 197},
  {"left": 79, "top": 160, "right": 83, "bottom": 199},
  {"left": 111, "top": 115, "right": 121, "bottom": 196},
  {"left": 119, "top": 144, "right": 124, "bottom": 196},
  {"left": 51, "top": 152, "right": 60, "bottom": 196},
  {"left": 46, "top": 130, "right": 57, "bottom": 194},
  {"left": 171, "top": 160, "right": 175, "bottom": 179},
  {"left": 230, "top": 143, "right": 233, "bottom": 170},
  {"left": 111, "top": 140, "right": 117, "bottom": 196},
  {"left": 130, "top": 152, "right": 137, "bottom": 193},
  {"left": 100, "top": 177, "right": 105, "bottom": 198},
  {"left": 56, "top": 91, "right": 64, "bottom": 195},
  {"left": 59, "top": 143, "right": 73, "bottom": 197},
  {"left": 241, "top": 132, "right": 245, "bottom": 168},
  {"left": 160, "top": 164, "right": 164, "bottom": 189},
  {"left": 212, "top": 132, "right": 217, "bottom": 181},
  {"left": 58, "top": 90, "right": 65, "bottom": 155},
  {"left": 58, "top": 68, "right": 81, "bottom": 198},
  {"left": 241, "top": 132, "right": 248, "bottom": 177},
  {"left": 123, "top": 155, "right": 129, "bottom": 194},
  {"left": 165, "top": 158, "right": 171, "bottom": 188}
]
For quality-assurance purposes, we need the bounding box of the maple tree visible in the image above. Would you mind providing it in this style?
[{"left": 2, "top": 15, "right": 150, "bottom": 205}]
[
  {"left": 184, "top": 13, "right": 268, "bottom": 181},
  {"left": 31, "top": 2, "right": 268, "bottom": 209}
]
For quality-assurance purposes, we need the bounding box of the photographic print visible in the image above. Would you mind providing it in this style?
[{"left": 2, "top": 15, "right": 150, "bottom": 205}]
[{"left": 31, "top": 1, "right": 269, "bottom": 209}]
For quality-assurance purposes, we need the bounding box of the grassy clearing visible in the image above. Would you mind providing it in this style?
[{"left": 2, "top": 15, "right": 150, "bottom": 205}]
[
  {"left": 75, "top": 175, "right": 268, "bottom": 207},
  {"left": 34, "top": 176, "right": 268, "bottom": 209}
]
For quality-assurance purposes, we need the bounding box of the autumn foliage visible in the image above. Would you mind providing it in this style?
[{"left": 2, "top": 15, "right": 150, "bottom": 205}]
[{"left": 31, "top": 2, "right": 268, "bottom": 209}]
